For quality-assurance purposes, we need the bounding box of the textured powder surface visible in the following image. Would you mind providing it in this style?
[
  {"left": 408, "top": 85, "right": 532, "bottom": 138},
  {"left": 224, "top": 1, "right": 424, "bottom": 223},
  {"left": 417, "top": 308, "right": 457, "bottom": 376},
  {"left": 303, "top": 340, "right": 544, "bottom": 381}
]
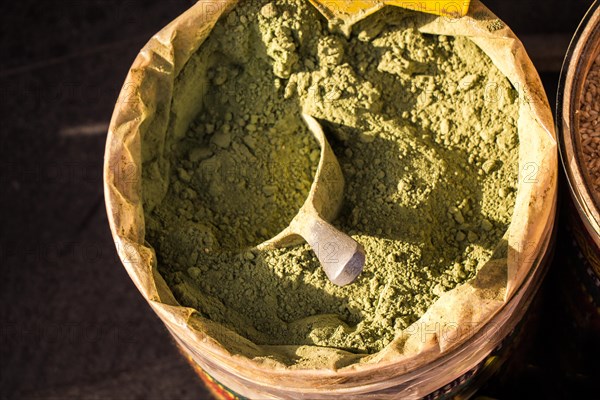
[{"left": 145, "top": 0, "right": 520, "bottom": 356}]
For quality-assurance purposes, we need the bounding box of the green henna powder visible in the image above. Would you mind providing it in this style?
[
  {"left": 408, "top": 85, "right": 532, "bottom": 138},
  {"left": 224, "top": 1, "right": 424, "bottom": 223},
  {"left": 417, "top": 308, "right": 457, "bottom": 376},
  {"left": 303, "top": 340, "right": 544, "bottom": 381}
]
[{"left": 145, "top": 0, "right": 520, "bottom": 355}]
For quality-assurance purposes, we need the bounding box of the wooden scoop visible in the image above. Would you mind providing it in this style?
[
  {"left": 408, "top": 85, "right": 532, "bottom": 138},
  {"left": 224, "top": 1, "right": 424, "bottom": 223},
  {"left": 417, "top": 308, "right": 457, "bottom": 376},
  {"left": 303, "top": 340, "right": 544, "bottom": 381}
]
[{"left": 257, "top": 114, "right": 365, "bottom": 286}]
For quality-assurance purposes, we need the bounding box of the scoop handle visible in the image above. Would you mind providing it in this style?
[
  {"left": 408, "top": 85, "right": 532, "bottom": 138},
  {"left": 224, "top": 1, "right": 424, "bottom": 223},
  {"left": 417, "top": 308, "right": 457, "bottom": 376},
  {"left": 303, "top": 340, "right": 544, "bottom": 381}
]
[{"left": 292, "top": 213, "right": 365, "bottom": 286}]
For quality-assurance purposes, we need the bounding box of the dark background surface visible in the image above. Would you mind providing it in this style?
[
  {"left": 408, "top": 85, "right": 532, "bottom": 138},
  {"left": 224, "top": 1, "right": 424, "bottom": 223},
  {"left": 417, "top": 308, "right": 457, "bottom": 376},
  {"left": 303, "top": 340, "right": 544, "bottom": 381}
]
[{"left": 1, "top": 1, "right": 599, "bottom": 399}]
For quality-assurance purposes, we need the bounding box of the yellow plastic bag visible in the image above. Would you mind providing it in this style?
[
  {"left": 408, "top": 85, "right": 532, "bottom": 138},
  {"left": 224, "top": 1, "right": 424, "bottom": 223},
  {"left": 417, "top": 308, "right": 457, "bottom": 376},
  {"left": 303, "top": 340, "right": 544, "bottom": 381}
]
[{"left": 309, "top": 0, "right": 471, "bottom": 33}]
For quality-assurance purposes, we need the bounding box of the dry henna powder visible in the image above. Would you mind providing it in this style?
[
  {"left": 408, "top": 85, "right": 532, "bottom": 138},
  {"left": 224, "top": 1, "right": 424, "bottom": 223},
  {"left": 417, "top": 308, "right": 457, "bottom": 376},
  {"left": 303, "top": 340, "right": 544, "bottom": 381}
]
[{"left": 144, "top": 0, "right": 520, "bottom": 356}]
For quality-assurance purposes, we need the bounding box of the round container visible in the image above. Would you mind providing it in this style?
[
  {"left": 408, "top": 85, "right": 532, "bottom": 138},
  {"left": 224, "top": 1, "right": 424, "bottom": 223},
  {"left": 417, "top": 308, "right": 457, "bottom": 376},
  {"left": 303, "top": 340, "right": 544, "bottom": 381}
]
[
  {"left": 557, "top": 0, "right": 600, "bottom": 333},
  {"left": 104, "top": 1, "right": 558, "bottom": 399}
]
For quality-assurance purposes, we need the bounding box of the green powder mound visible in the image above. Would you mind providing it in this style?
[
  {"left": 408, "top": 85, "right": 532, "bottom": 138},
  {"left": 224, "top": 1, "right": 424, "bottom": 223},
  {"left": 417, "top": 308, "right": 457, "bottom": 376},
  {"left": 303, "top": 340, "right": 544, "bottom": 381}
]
[
  {"left": 146, "top": 35, "right": 319, "bottom": 251},
  {"left": 145, "top": 0, "right": 520, "bottom": 355}
]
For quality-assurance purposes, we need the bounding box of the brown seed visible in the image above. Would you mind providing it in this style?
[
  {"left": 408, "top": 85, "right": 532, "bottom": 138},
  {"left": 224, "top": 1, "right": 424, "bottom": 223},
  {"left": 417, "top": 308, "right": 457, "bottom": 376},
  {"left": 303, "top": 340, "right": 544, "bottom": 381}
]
[{"left": 577, "top": 57, "right": 600, "bottom": 194}]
